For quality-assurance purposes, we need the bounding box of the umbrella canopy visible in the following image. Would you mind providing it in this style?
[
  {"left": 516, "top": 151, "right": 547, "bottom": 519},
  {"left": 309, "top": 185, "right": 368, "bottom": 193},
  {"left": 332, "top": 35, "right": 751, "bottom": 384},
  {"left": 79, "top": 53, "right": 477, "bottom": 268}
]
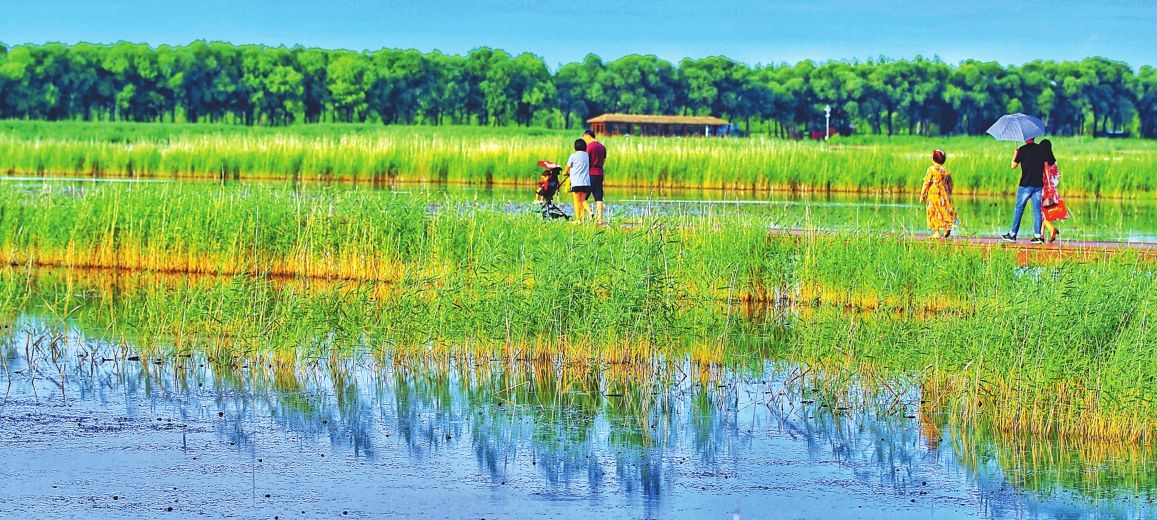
[{"left": 986, "top": 113, "right": 1046, "bottom": 142}]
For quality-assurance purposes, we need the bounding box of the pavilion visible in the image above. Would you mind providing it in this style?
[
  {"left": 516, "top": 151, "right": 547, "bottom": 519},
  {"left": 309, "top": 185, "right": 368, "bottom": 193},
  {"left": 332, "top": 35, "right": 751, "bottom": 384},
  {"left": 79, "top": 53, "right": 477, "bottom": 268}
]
[{"left": 586, "top": 113, "right": 732, "bottom": 137}]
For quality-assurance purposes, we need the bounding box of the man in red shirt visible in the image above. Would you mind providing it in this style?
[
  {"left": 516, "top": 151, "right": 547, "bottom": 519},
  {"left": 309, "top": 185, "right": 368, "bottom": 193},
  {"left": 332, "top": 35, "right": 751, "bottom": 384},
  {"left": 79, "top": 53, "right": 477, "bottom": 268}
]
[{"left": 582, "top": 130, "right": 607, "bottom": 225}]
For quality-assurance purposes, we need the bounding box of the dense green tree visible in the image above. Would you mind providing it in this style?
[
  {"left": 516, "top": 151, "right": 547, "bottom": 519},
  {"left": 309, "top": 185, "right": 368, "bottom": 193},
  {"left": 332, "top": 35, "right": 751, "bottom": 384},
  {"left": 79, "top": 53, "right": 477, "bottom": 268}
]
[
  {"left": 175, "top": 41, "right": 213, "bottom": 123},
  {"left": 809, "top": 61, "right": 859, "bottom": 132},
  {"left": 462, "top": 48, "right": 497, "bottom": 125},
  {"left": 0, "top": 41, "right": 1150, "bottom": 137},
  {"left": 680, "top": 56, "right": 755, "bottom": 122},
  {"left": 1138, "top": 66, "right": 1157, "bottom": 138},
  {"left": 1082, "top": 57, "right": 1138, "bottom": 134},
  {"left": 326, "top": 51, "right": 372, "bottom": 123},
  {"left": 507, "top": 53, "right": 555, "bottom": 126},
  {"left": 429, "top": 52, "right": 468, "bottom": 125},
  {"left": 1, "top": 46, "right": 50, "bottom": 119},
  {"left": 368, "top": 49, "right": 422, "bottom": 124},
  {"left": 0, "top": 50, "right": 8, "bottom": 118},
  {"left": 294, "top": 47, "right": 330, "bottom": 123},
  {"left": 554, "top": 60, "right": 592, "bottom": 128},
  {"left": 749, "top": 65, "right": 792, "bottom": 136},
  {"left": 946, "top": 60, "right": 1019, "bottom": 134},
  {"left": 751, "top": 61, "right": 818, "bottom": 137},
  {"left": 241, "top": 46, "right": 302, "bottom": 125},
  {"left": 601, "top": 55, "right": 680, "bottom": 116}
]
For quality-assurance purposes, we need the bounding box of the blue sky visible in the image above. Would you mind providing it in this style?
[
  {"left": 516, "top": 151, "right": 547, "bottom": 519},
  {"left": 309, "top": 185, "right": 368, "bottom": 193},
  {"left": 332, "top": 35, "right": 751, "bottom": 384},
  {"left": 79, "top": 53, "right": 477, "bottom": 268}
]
[{"left": 2, "top": 0, "right": 1154, "bottom": 69}]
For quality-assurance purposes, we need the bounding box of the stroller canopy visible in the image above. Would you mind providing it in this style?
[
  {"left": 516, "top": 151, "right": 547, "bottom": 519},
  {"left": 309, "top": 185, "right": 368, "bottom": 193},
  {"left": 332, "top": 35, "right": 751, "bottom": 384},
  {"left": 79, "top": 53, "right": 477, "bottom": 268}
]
[{"left": 537, "top": 160, "right": 562, "bottom": 170}]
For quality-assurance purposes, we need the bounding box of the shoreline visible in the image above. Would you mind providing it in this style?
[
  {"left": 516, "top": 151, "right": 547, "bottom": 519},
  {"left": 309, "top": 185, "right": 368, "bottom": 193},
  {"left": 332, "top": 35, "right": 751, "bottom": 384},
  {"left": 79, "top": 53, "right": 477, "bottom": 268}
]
[{"left": 3, "top": 171, "right": 1149, "bottom": 201}]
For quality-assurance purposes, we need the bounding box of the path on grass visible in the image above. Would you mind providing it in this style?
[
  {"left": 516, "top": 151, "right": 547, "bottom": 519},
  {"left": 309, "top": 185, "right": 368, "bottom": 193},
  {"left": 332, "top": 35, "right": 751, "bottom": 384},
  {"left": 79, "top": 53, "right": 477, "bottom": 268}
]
[{"left": 761, "top": 227, "right": 1157, "bottom": 264}]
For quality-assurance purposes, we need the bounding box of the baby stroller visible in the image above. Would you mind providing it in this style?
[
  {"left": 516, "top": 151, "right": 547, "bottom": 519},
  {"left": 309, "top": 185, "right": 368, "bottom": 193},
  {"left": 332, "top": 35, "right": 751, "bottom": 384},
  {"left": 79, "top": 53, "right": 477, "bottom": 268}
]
[{"left": 535, "top": 160, "right": 570, "bottom": 220}]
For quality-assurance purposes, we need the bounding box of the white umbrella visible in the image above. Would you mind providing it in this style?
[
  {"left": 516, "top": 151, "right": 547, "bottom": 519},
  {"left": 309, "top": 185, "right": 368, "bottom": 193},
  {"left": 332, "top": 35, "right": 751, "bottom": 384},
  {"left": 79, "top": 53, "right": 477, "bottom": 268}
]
[{"left": 986, "top": 113, "right": 1046, "bottom": 142}]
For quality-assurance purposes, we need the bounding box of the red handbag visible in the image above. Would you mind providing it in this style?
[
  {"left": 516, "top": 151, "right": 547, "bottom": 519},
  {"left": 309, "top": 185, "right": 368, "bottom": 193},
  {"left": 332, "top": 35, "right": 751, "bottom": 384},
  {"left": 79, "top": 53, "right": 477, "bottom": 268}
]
[{"left": 1043, "top": 200, "right": 1069, "bottom": 221}]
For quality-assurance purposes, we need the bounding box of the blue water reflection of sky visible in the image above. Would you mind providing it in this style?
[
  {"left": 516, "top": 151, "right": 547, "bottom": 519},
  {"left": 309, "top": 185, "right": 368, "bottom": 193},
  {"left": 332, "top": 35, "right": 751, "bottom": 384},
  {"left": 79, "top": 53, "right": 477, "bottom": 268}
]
[{"left": 1, "top": 324, "right": 1152, "bottom": 518}]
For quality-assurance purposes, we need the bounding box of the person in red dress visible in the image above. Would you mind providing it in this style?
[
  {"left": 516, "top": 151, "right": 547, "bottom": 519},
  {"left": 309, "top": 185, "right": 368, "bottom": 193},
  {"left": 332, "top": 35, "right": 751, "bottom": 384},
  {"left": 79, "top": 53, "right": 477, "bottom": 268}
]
[{"left": 1038, "top": 139, "right": 1068, "bottom": 243}]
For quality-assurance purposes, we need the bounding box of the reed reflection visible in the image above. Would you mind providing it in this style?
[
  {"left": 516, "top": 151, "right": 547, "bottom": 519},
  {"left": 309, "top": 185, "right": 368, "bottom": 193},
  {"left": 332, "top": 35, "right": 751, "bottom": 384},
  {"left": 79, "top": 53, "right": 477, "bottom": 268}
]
[{"left": 1, "top": 318, "right": 1153, "bottom": 518}]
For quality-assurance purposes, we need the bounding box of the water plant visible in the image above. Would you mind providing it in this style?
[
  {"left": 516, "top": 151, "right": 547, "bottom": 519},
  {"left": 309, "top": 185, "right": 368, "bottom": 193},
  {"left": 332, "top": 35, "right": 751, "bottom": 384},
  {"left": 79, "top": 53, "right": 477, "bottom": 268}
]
[
  {"left": 1, "top": 121, "right": 1153, "bottom": 197},
  {"left": 0, "top": 180, "right": 1151, "bottom": 443}
]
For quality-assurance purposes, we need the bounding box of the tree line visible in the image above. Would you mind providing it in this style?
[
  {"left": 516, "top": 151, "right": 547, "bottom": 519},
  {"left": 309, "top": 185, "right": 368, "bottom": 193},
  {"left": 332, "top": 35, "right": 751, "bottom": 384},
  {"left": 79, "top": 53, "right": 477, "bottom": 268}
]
[{"left": 1, "top": 41, "right": 1155, "bottom": 138}]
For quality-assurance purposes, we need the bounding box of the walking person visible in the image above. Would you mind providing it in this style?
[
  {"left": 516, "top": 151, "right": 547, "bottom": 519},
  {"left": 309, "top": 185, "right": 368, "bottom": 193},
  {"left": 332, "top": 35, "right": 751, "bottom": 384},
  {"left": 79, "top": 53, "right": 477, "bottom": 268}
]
[
  {"left": 1038, "top": 139, "right": 1068, "bottom": 243},
  {"left": 919, "top": 149, "right": 957, "bottom": 239},
  {"left": 1001, "top": 137, "right": 1048, "bottom": 244},
  {"left": 582, "top": 130, "right": 607, "bottom": 225},
  {"left": 563, "top": 139, "right": 591, "bottom": 222}
]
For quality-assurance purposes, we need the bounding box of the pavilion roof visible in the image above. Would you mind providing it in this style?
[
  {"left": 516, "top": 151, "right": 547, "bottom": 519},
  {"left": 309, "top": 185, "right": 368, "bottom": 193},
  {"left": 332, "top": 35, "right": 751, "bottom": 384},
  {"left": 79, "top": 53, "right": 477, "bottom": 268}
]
[{"left": 586, "top": 113, "right": 730, "bottom": 125}]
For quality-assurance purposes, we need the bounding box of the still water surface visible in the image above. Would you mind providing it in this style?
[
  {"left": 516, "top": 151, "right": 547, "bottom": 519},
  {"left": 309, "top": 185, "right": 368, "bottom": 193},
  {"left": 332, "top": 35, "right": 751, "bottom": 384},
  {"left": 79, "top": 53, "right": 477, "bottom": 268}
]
[{"left": 1, "top": 322, "right": 1152, "bottom": 519}]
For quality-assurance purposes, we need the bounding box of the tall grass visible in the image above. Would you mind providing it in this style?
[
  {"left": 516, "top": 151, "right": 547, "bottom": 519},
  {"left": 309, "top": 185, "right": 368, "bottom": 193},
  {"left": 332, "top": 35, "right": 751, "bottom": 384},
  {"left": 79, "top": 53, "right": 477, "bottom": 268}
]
[
  {"left": 0, "top": 121, "right": 1153, "bottom": 197},
  {"left": 0, "top": 182, "right": 1153, "bottom": 442}
]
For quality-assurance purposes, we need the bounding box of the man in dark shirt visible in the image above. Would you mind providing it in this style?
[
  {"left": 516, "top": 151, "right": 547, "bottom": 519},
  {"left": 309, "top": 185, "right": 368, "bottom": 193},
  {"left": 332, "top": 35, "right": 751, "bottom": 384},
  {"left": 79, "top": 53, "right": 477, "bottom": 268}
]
[
  {"left": 582, "top": 130, "right": 607, "bottom": 225},
  {"left": 1001, "top": 138, "right": 1046, "bottom": 244}
]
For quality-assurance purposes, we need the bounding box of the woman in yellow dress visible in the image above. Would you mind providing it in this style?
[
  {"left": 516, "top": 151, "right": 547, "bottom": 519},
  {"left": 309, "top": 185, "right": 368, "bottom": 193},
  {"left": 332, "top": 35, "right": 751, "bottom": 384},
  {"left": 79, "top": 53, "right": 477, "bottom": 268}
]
[{"left": 919, "top": 149, "right": 957, "bottom": 239}]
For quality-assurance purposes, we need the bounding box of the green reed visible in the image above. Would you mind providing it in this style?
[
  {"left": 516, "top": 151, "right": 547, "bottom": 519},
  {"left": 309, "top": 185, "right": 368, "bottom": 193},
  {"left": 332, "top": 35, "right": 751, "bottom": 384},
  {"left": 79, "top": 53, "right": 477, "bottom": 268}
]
[
  {"left": 1, "top": 121, "right": 1154, "bottom": 197},
  {"left": 0, "top": 181, "right": 1152, "bottom": 441}
]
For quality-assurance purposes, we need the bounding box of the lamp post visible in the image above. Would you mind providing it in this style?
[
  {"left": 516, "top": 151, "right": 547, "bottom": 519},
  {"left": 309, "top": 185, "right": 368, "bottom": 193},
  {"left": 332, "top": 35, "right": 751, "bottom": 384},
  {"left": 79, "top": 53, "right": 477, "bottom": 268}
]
[{"left": 824, "top": 104, "right": 831, "bottom": 141}]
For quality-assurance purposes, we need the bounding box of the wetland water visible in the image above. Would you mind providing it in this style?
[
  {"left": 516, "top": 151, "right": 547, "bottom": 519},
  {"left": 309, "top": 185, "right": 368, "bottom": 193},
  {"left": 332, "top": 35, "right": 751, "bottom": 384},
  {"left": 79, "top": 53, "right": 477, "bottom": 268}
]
[
  {"left": 0, "top": 179, "right": 1153, "bottom": 518},
  {"left": 2, "top": 306, "right": 1154, "bottom": 520},
  {"left": 329, "top": 181, "right": 1157, "bottom": 243},
  {"left": 3, "top": 332, "right": 1153, "bottom": 519}
]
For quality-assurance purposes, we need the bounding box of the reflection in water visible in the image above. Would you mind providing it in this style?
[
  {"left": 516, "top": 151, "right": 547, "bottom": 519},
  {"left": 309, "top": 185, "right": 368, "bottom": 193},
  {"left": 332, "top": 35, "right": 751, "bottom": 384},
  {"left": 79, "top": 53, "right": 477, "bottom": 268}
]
[{"left": 2, "top": 323, "right": 1153, "bottom": 518}]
